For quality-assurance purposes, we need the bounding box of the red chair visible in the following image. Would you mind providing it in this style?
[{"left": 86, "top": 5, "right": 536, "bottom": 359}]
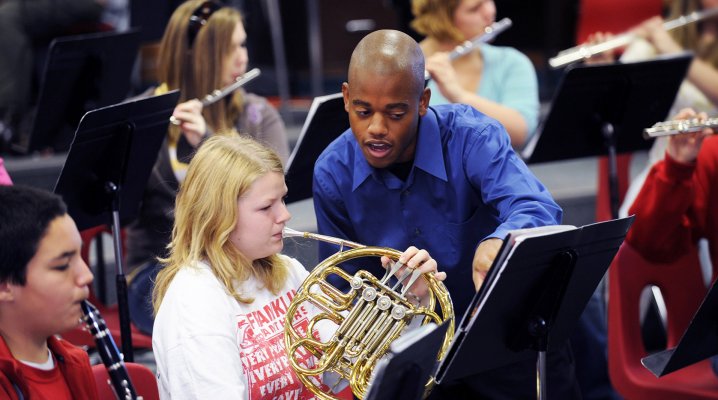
[
  {"left": 62, "top": 225, "right": 153, "bottom": 349},
  {"left": 575, "top": 0, "right": 663, "bottom": 44},
  {"left": 92, "top": 362, "right": 159, "bottom": 400},
  {"left": 607, "top": 243, "right": 718, "bottom": 399}
]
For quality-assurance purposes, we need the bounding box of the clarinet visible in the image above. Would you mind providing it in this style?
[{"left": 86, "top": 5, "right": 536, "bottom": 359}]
[{"left": 81, "top": 300, "right": 143, "bottom": 400}]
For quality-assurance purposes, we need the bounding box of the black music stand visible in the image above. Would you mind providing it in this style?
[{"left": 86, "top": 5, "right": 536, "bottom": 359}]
[
  {"left": 284, "top": 92, "right": 348, "bottom": 203},
  {"left": 365, "top": 321, "right": 451, "bottom": 400},
  {"left": 436, "top": 217, "right": 634, "bottom": 400},
  {"left": 12, "top": 29, "right": 141, "bottom": 154},
  {"left": 54, "top": 90, "right": 180, "bottom": 361},
  {"left": 522, "top": 53, "right": 692, "bottom": 218},
  {"left": 641, "top": 275, "right": 718, "bottom": 377}
]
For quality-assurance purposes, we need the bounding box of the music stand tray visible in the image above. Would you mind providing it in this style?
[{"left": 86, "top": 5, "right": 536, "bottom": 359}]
[
  {"left": 522, "top": 53, "right": 693, "bottom": 164},
  {"left": 13, "top": 29, "right": 142, "bottom": 154},
  {"left": 642, "top": 275, "right": 718, "bottom": 377},
  {"left": 436, "top": 217, "right": 634, "bottom": 399},
  {"left": 365, "top": 321, "right": 451, "bottom": 400},
  {"left": 284, "top": 92, "right": 348, "bottom": 203},
  {"left": 54, "top": 91, "right": 179, "bottom": 231}
]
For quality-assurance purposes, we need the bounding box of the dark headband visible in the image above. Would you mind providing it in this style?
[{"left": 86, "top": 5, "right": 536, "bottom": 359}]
[{"left": 187, "top": 1, "right": 222, "bottom": 47}]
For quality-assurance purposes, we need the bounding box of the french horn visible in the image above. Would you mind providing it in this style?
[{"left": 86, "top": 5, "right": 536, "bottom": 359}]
[{"left": 282, "top": 228, "right": 455, "bottom": 400}]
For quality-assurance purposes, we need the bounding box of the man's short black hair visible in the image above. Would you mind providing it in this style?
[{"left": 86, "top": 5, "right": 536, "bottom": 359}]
[{"left": 0, "top": 185, "right": 67, "bottom": 285}]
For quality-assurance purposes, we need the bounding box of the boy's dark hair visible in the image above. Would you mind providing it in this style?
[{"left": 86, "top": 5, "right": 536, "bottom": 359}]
[{"left": 0, "top": 185, "right": 67, "bottom": 285}]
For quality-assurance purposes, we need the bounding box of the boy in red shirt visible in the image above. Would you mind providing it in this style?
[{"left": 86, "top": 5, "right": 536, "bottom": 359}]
[{"left": 0, "top": 185, "right": 98, "bottom": 399}]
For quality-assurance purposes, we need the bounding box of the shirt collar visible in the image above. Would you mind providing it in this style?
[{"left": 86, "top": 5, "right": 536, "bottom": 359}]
[
  {"left": 351, "top": 107, "right": 448, "bottom": 191},
  {"left": 414, "top": 107, "right": 448, "bottom": 182},
  {"left": 351, "top": 135, "right": 372, "bottom": 191}
]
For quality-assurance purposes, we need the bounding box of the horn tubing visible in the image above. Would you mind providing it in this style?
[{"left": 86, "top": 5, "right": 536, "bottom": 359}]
[{"left": 283, "top": 227, "right": 365, "bottom": 249}]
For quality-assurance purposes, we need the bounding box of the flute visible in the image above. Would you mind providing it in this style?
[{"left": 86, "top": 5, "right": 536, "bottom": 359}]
[
  {"left": 424, "top": 18, "right": 512, "bottom": 81},
  {"left": 549, "top": 7, "right": 718, "bottom": 69},
  {"left": 170, "top": 67, "right": 261, "bottom": 125},
  {"left": 644, "top": 117, "right": 718, "bottom": 139}
]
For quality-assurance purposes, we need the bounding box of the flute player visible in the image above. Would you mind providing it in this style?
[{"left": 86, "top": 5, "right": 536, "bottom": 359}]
[
  {"left": 125, "top": 0, "right": 290, "bottom": 276},
  {"left": 412, "top": 0, "right": 539, "bottom": 148}
]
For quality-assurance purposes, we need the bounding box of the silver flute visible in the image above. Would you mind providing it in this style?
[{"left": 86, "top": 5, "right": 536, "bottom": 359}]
[
  {"left": 549, "top": 7, "right": 718, "bottom": 69},
  {"left": 424, "top": 18, "right": 512, "bottom": 81},
  {"left": 644, "top": 117, "right": 718, "bottom": 139},
  {"left": 169, "top": 67, "right": 261, "bottom": 125}
]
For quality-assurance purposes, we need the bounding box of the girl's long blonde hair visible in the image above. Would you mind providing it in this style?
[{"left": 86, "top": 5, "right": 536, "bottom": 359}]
[
  {"left": 152, "top": 135, "right": 288, "bottom": 314},
  {"left": 157, "top": 0, "right": 245, "bottom": 143},
  {"left": 668, "top": 0, "right": 718, "bottom": 67}
]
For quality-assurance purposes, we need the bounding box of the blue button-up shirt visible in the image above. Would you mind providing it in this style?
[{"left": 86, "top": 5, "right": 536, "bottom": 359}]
[{"left": 312, "top": 104, "right": 561, "bottom": 316}]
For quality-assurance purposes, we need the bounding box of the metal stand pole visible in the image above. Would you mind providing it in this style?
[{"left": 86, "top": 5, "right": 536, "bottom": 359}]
[{"left": 106, "top": 181, "right": 133, "bottom": 362}]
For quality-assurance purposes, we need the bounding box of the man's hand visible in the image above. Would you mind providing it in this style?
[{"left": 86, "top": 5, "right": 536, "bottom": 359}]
[
  {"left": 472, "top": 238, "right": 503, "bottom": 291},
  {"left": 381, "top": 246, "right": 446, "bottom": 303}
]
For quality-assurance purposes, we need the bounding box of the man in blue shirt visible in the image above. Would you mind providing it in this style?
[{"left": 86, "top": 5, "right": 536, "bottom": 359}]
[
  {"left": 313, "top": 29, "right": 580, "bottom": 399},
  {"left": 313, "top": 29, "right": 560, "bottom": 318}
]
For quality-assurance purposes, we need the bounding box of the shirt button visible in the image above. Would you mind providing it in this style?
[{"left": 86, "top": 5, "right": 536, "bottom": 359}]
[
  {"left": 402, "top": 190, "right": 410, "bottom": 196},
  {"left": 414, "top": 228, "right": 421, "bottom": 236}
]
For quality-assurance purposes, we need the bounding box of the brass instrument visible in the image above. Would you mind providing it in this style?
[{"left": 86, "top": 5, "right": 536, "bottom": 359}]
[
  {"left": 169, "top": 67, "right": 261, "bottom": 125},
  {"left": 549, "top": 8, "right": 718, "bottom": 69},
  {"left": 644, "top": 117, "right": 718, "bottom": 139},
  {"left": 282, "top": 227, "right": 454, "bottom": 400},
  {"left": 424, "top": 18, "right": 512, "bottom": 81}
]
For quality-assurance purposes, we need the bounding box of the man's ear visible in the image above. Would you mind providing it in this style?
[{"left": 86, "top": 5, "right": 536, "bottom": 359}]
[
  {"left": 419, "top": 87, "right": 431, "bottom": 117},
  {"left": 342, "top": 82, "right": 350, "bottom": 113},
  {"left": 0, "top": 282, "right": 15, "bottom": 302}
]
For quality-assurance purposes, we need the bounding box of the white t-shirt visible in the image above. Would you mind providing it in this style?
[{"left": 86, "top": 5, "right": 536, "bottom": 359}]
[{"left": 152, "top": 255, "right": 321, "bottom": 400}]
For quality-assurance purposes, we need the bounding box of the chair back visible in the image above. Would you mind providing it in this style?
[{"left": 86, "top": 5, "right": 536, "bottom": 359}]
[
  {"left": 607, "top": 242, "right": 718, "bottom": 399},
  {"left": 575, "top": 0, "right": 662, "bottom": 43},
  {"left": 92, "top": 362, "right": 159, "bottom": 400}
]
